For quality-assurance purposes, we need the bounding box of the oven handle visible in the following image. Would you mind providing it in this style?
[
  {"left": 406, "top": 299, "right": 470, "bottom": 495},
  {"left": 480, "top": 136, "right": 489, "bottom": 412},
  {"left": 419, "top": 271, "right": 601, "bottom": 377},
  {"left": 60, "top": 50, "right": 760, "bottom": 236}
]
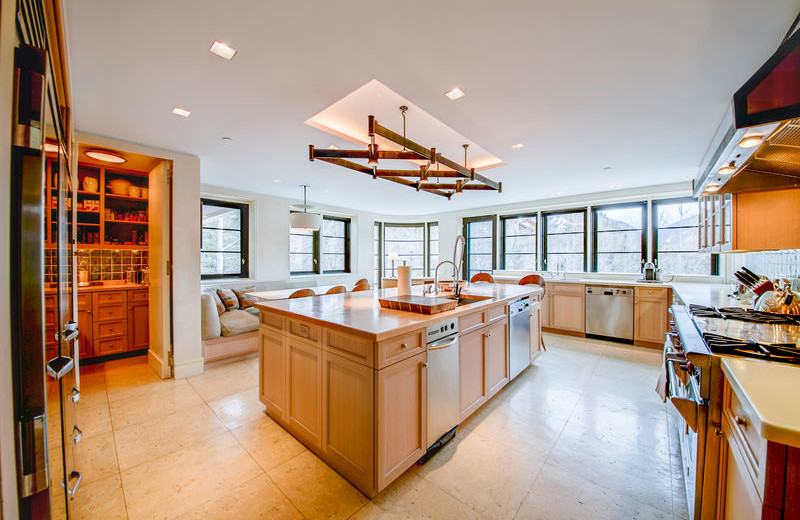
[{"left": 666, "top": 357, "right": 706, "bottom": 433}]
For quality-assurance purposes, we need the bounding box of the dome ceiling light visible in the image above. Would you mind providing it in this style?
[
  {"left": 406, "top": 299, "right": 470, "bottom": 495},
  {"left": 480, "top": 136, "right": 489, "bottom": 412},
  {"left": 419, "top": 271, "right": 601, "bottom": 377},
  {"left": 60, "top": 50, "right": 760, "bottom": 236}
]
[
  {"left": 84, "top": 149, "right": 126, "bottom": 163},
  {"left": 289, "top": 185, "right": 322, "bottom": 230},
  {"left": 308, "top": 106, "right": 501, "bottom": 199}
]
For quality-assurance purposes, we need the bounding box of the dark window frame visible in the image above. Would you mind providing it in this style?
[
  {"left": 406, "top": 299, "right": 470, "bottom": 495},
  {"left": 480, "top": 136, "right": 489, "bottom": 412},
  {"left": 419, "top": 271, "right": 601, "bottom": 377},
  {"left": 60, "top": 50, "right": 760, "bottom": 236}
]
[
  {"left": 427, "top": 221, "right": 439, "bottom": 276},
  {"left": 542, "top": 208, "right": 587, "bottom": 272},
  {"left": 651, "top": 197, "right": 719, "bottom": 276},
  {"left": 590, "top": 202, "right": 647, "bottom": 273},
  {"left": 382, "top": 222, "right": 427, "bottom": 279},
  {"left": 289, "top": 214, "right": 351, "bottom": 276},
  {"left": 374, "top": 221, "right": 382, "bottom": 287},
  {"left": 499, "top": 212, "right": 538, "bottom": 271},
  {"left": 463, "top": 215, "right": 497, "bottom": 279},
  {"left": 201, "top": 198, "right": 250, "bottom": 280}
]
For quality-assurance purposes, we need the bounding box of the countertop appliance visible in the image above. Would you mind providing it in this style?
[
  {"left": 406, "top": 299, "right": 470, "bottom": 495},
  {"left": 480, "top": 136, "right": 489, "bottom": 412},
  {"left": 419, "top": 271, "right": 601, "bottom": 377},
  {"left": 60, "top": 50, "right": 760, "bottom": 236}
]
[
  {"left": 508, "top": 297, "right": 531, "bottom": 380},
  {"left": 585, "top": 286, "right": 633, "bottom": 341},
  {"left": 420, "top": 318, "right": 459, "bottom": 463}
]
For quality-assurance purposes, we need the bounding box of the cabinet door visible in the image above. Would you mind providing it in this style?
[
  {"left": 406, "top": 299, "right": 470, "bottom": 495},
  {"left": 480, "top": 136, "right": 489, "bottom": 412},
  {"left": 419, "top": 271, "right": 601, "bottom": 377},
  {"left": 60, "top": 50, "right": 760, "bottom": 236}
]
[
  {"left": 260, "top": 329, "right": 287, "bottom": 422},
  {"left": 530, "top": 301, "right": 542, "bottom": 363},
  {"left": 540, "top": 292, "right": 551, "bottom": 328},
  {"left": 550, "top": 291, "right": 585, "bottom": 332},
  {"left": 634, "top": 298, "right": 668, "bottom": 344},
  {"left": 376, "top": 351, "right": 426, "bottom": 491},
  {"left": 77, "top": 305, "right": 93, "bottom": 360},
  {"left": 287, "top": 339, "right": 323, "bottom": 449},
  {"left": 717, "top": 435, "right": 763, "bottom": 520},
  {"left": 127, "top": 302, "right": 149, "bottom": 351},
  {"left": 459, "top": 328, "right": 486, "bottom": 420},
  {"left": 323, "top": 351, "right": 374, "bottom": 494},
  {"left": 484, "top": 319, "right": 509, "bottom": 398}
]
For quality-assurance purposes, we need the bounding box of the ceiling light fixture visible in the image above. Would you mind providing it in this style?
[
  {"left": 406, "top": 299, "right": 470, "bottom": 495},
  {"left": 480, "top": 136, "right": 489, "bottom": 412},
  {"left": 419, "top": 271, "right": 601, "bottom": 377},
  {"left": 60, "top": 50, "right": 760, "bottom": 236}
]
[
  {"left": 171, "top": 107, "right": 191, "bottom": 117},
  {"left": 289, "top": 185, "right": 322, "bottom": 230},
  {"left": 209, "top": 40, "right": 237, "bottom": 60},
  {"left": 719, "top": 161, "right": 736, "bottom": 175},
  {"left": 308, "top": 107, "right": 501, "bottom": 199},
  {"left": 84, "top": 149, "right": 126, "bottom": 164},
  {"left": 444, "top": 87, "right": 465, "bottom": 100},
  {"left": 705, "top": 183, "right": 721, "bottom": 192},
  {"left": 552, "top": 191, "right": 562, "bottom": 196},
  {"left": 738, "top": 134, "right": 764, "bottom": 148},
  {"left": 511, "top": 143, "right": 524, "bottom": 150}
]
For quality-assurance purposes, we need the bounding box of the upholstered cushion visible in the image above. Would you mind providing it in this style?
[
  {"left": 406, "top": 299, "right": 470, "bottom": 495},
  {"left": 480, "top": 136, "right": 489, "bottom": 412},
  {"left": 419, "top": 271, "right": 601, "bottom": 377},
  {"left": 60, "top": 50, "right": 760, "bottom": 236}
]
[
  {"left": 217, "top": 288, "right": 239, "bottom": 311},
  {"left": 242, "top": 306, "right": 260, "bottom": 316},
  {"left": 234, "top": 288, "right": 258, "bottom": 309},
  {"left": 207, "top": 290, "right": 225, "bottom": 316},
  {"left": 219, "top": 309, "right": 259, "bottom": 337},
  {"left": 200, "top": 293, "right": 222, "bottom": 340}
]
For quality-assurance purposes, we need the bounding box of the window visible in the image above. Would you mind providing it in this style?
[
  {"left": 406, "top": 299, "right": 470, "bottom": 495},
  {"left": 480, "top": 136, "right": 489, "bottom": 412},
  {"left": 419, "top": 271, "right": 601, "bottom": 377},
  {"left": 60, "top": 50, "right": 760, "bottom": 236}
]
[
  {"left": 383, "top": 224, "right": 425, "bottom": 278},
  {"left": 501, "top": 214, "right": 537, "bottom": 271},
  {"left": 464, "top": 216, "right": 496, "bottom": 281},
  {"left": 427, "top": 222, "right": 439, "bottom": 275},
  {"left": 321, "top": 217, "right": 350, "bottom": 273},
  {"left": 289, "top": 215, "right": 350, "bottom": 275},
  {"left": 373, "top": 222, "right": 381, "bottom": 287},
  {"left": 201, "top": 198, "right": 249, "bottom": 279},
  {"left": 543, "top": 210, "right": 586, "bottom": 272},
  {"left": 592, "top": 203, "right": 645, "bottom": 273},
  {"left": 653, "top": 199, "right": 717, "bottom": 275}
]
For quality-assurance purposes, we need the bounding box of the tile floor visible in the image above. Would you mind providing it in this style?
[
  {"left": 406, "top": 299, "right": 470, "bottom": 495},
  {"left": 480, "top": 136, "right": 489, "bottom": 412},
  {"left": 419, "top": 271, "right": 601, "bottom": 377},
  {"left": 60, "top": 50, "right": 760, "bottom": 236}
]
[{"left": 51, "top": 333, "right": 690, "bottom": 520}]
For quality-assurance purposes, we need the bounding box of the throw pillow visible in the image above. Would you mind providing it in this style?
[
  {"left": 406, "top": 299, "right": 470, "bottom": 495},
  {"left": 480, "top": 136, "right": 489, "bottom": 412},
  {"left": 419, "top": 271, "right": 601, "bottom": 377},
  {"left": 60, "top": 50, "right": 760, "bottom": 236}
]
[
  {"left": 208, "top": 290, "right": 225, "bottom": 316},
  {"left": 234, "top": 288, "right": 258, "bottom": 309},
  {"left": 216, "top": 288, "right": 239, "bottom": 311}
]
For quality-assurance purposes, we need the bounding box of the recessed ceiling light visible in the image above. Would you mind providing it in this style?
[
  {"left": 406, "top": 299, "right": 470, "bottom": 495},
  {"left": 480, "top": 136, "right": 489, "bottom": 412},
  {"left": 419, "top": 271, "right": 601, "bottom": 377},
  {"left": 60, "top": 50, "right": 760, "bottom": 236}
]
[
  {"left": 209, "top": 40, "right": 237, "bottom": 60},
  {"left": 444, "top": 87, "right": 465, "bottom": 100},
  {"left": 84, "top": 149, "right": 126, "bottom": 164},
  {"left": 719, "top": 161, "right": 736, "bottom": 175},
  {"left": 273, "top": 179, "right": 282, "bottom": 183},
  {"left": 602, "top": 166, "right": 612, "bottom": 171},
  {"left": 327, "top": 145, "right": 338, "bottom": 150},
  {"left": 511, "top": 143, "right": 524, "bottom": 150},
  {"left": 705, "top": 183, "right": 720, "bottom": 192},
  {"left": 552, "top": 191, "right": 562, "bottom": 196},
  {"left": 171, "top": 107, "right": 191, "bottom": 118},
  {"left": 609, "top": 184, "right": 622, "bottom": 189},
  {"left": 738, "top": 134, "right": 763, "bottom": 148}
]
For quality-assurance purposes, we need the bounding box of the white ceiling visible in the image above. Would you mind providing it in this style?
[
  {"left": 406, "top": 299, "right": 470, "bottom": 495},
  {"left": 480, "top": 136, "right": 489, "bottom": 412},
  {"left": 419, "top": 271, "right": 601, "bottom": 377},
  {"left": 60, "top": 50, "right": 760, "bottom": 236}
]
[{"left": 64, "top": 0, "right": 799, "bottom": 215}]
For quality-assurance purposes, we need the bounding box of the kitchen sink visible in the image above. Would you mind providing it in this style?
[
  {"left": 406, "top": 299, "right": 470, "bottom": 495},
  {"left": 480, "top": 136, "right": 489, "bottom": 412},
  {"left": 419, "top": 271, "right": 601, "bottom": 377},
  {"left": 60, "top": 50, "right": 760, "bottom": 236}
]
[{"left": 449, "top": 295, "right": 492, "bottom": 306}]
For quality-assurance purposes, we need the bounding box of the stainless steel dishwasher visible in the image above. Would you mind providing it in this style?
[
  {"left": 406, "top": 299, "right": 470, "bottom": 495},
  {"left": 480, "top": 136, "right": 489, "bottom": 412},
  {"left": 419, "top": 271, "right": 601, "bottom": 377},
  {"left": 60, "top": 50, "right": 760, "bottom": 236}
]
[
  {"left": 585, "top": 286, "right": 634, "bottom": 341},
  {"left": 419, "top": 317, "right": 459, "bottom": 463},
  {"left": 508, "top": 297, "right": 531, "bottom": 380}
]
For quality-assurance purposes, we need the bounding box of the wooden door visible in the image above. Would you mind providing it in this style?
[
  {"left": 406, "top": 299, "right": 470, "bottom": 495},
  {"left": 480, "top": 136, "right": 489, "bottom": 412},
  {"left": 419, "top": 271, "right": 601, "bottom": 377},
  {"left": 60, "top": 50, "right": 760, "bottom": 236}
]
[
  {"left": 287, "top": 339, "right": 322, "bottom": 449},
  {"left": 260, "top": 329, "right": 287, "bottom": 421},
  {"left": 717, "top": 435, "right": 762, "bottom": 520},
  {"left": 127, "top": 301, "right": 149, "bottom": 351},
  {"left": 634, "top": 287, "right": 668, "bottom": 345},
  {"left": 147, "top": 161, "right": 172, "bottom": 378},
  {"left": 459, "top": 328, "right": 486, "bottom": 420},
  {"left": 323, "top": 351, "right": 374, "bottom": 493},
  {"left": 550, "top": 286, "right": 585, "bottom": 333},
  {"left": 376, "top": 351, "right": 426, "bottom": 491},
  {"left": 530, "top": 300, "right": 542, "bottom": 363},
  {"left": 484, "top": 319, "right": 509, "bottom": 398},
  {"left": 540, "top": 291, "right": 551, "bottom": 328}
]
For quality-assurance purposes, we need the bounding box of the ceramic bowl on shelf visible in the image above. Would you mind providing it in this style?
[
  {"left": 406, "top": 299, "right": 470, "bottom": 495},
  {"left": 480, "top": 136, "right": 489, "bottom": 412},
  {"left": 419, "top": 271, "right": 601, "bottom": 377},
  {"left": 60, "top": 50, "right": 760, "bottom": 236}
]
[
  {"left": 127, "top": 185, "right": 141, "bottom": 198},
  {"left": 82, "top": 177, "right": 98, "bottom": 193},
  {"left": 107, "top": 178, "right": 132, "bottom": 195}
]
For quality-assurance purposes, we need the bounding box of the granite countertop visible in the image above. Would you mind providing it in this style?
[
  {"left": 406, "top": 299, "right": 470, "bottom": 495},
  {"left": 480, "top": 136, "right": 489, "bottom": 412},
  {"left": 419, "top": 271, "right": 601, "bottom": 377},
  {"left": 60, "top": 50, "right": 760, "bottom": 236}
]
[
  {"left": 45, "top": 283, "right": 148, "bottom": 294},
  {"left": 721, "top": 357, "right": 800, "bottom": 449},
  {"left": 254, "top": 283, "right": 543, "bottom": 341}
]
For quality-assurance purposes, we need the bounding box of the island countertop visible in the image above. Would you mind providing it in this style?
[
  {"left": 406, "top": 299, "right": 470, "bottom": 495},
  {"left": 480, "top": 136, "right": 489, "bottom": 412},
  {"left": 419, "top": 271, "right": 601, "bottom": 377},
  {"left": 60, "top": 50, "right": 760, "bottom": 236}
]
[{"left": 254, "top": 283, "right": 543, "bottom": 341}]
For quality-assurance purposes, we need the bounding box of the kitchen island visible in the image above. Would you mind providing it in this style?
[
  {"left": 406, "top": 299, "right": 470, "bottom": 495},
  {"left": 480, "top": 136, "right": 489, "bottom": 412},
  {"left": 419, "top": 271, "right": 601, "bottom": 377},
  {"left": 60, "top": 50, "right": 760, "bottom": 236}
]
[{"left": 254, "top": 283, "right": 543, "bottom": 497}]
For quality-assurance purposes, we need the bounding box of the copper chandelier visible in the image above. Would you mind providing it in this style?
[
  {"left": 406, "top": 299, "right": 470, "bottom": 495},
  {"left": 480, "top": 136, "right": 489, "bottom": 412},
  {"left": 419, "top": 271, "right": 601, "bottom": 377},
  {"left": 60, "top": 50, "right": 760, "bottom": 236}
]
[{"left": 308, "top": 108, "right": 501, "bottom": 199}]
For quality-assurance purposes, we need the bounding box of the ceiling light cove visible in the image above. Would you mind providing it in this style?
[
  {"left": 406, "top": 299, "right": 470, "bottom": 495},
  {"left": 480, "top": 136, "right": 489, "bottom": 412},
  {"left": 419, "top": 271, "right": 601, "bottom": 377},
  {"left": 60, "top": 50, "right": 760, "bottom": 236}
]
[
  {"left": 171, "top": 107, "right": 191, "bottom": 117},
  {"left": 511, "top": 143, "right": 524, "bottom": 150},
  {"left": 444, "top": 87, "right": 465, "bottom": 100},
  {"left": 209, "top": 40, "right": 237, "bottom": 60},
  {"left": 84, "top": 149, "right": 126, "bottom": 163}
]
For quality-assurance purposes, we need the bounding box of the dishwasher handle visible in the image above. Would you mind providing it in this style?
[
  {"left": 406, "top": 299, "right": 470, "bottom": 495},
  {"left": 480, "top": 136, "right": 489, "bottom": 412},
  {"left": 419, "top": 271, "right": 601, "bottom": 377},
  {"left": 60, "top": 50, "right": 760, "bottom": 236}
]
[{"left": 428, "top": 335, "right": 458, "bottom": 351}]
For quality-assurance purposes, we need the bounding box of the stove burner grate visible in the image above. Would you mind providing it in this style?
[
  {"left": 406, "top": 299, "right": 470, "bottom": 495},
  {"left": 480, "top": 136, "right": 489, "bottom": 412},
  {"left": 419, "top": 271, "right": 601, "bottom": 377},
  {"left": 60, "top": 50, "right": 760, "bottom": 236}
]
[
  {"left": 690, "top": 305, "right": 799, "bottom": 325},
  {"left": 702, "top": 333, "right": 800, "bottom": 364}
]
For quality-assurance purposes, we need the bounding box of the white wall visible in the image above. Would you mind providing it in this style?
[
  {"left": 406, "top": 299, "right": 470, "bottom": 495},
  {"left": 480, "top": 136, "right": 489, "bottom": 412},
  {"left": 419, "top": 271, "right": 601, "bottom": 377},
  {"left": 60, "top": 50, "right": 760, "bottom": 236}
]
[{"left": 77, "top": 132, "right": 203, "bottom": 379}]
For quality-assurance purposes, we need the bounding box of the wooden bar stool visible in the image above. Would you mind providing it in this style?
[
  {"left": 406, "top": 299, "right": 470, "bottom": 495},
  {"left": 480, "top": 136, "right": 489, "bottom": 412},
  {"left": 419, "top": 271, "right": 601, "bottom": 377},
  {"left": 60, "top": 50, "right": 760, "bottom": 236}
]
[
  {"left": 519, "top": 274, "right": 547, "bottom": 351},
  {"left": 470, "top": 272, "right": 495, "bottom": 283},
  {"left": 353, "top": 278, "right": 368, "bottom": 286},
  {"left": 289, "top": 288, "right": 315, "bottom": 299},
  {"left": 352, "top": 282, "right": 370, "bottom": 292},
  {"left": 326, "top": 285, "right": 346, "bottom": 295}
]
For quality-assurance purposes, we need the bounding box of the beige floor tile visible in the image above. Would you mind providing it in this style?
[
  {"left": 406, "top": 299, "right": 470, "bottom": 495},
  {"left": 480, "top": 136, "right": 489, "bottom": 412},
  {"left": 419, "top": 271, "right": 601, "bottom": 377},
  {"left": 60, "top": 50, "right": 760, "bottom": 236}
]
[
  {"left": 109, "top": 381, "right": 205, "bottom": 430},
  {"left": 114, "top": 403, "right": 227, "bottom": 470},
  {"left": 416, "top": 431, "right": 543, "bottom": 520},
  {"left": 105, "top": 363, "right": 183, "bottom": 403},
  {"left": 497, "top": 379, "right": 582, "bottom": 421},
  {"left": 187, "top": 359, "right": 259, "bottom": 402},
  {"left": 76, "top": 431, "right": 119, "bottom": 486},
  {"left": 349, "top": 502, "right": 411, "bottom": 520},
  {"left": 176, "top": 473, "right": 303, "bottom": 520},
  {"left": 466, "top": 403, "right": 566, "bottom": 461},
  {"left": 515, "top": 464, "right": 673, "bottom": 520},
  {"left": 51, "top": 473, "right": 128, "bottom": 520},
  {"left": 370, "top": 471, "right": 485, "bottom": 520},
  {"left": 232, "top": 417, "right": 307, "bottom": 471},
  {"left": 267, "top": 450, "right": 367, "bottom": 520},
  {"left": 76, "top": 401, "right": 113, "bottom": 439},
  {"left": 77, "top": 370, "right": 109, "bottom": 408},
  {"left": 209, "top": 387, "right": 266, "bottom": 429},
  {"left": 121, "top": 432, "right": 262, "bottom": 520}
]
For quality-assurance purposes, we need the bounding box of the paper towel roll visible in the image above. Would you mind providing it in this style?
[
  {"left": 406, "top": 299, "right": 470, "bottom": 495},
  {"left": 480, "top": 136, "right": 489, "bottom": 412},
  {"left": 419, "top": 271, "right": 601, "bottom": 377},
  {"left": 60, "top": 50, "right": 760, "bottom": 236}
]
[{"left": 397, "top": 264, "right": 412, "bottom": 296}]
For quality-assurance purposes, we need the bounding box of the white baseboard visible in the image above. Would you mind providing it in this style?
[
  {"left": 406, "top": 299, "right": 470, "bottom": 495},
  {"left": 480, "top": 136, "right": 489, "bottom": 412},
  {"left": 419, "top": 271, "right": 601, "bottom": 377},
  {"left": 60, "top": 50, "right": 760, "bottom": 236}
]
[
  {"left": 147, "top": 350, "right": 169, "bottom": 379},
  {"left": 174, "top": 357, "right": 205, "bottom": 379}
]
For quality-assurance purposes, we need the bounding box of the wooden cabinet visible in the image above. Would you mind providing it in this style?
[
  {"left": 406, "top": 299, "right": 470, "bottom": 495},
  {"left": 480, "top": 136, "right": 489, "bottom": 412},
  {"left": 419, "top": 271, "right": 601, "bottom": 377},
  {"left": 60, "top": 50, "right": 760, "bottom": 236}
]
[
  {"left": 376, "top": 351, "right": 426, "bottom": 491},
  {"left": 549, "top": 283, "right": 585, "bottom": 333},
  {"left": 93, "top": 290, "right": 128, "bottom": 357},
  {"left": 458, "top": 307, "right": 510, "bottom": 420},
  {"left": 260, "top": 328, "right": 287, "bottom": 421},
  {"left": 540, "top": 288, "right": 551, "bottom": 328},
  {"left": 127, "top": 289, "right": 149, "bottom": 351},
  {"left": 530, "top": 299, "right": 543, "bottom": 363},
  {"left": 700, "top": 188, "right": 800, "bottom": 253},
  {"left": 484, "top": 319, "right": 509, "bottom": 398},
  {"left": 459, "top": 328, "right": 487, "bottom": 420},
  {"left": 287, "top": 338, "right": 323, "bottom": 449},
  {"left": 77, "top": 294, "right": 93, "bottom": 359},
  {"left": 634, "top": 287, "right": 669, "bottom": 346}
]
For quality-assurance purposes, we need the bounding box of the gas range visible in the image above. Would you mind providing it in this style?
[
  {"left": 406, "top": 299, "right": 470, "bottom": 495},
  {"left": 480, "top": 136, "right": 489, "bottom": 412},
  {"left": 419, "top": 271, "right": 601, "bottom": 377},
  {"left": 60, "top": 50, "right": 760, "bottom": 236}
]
[
  {"left": 689, "top": 304, "right": 799, "bottom": 325},
  {"left": 701, "top": 332, "right": 800, "bottom": 365},
  {"left": 688, "top": 304, "right": 800, "bottom": 348}
]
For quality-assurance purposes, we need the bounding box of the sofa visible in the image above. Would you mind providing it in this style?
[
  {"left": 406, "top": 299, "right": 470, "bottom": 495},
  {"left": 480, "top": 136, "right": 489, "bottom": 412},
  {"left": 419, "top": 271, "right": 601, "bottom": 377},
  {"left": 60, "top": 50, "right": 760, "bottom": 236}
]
[{"left": 201, "top": 284, "right": 261, "bottom": 364}]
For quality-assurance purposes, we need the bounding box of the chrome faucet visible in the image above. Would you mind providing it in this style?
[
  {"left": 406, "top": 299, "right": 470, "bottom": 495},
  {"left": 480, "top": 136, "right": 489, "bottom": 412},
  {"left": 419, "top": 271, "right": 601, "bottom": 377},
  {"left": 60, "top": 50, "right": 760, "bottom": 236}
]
[{"left": 428, "top": 234, "right": 466, "bottom": 297}]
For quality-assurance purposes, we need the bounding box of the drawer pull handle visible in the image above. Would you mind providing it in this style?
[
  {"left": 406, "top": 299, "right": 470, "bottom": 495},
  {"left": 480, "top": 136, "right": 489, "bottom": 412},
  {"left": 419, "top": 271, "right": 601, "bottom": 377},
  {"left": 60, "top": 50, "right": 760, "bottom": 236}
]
[
  {"left": 484, "top": 332, "right": 493, "bottom": 338},
  {"left": 400, "top": 343, "right": 408, "bottom": 350},
  {"left": 735, "top": 415, "right": 748, "bottom": 427}
]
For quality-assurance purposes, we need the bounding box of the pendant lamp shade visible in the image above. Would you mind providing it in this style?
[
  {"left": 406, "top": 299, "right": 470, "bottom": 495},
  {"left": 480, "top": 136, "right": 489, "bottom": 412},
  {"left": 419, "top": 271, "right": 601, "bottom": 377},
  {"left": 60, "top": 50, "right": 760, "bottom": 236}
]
[{"left": 290, "top": 185, "right": 322, "bottom": 230}]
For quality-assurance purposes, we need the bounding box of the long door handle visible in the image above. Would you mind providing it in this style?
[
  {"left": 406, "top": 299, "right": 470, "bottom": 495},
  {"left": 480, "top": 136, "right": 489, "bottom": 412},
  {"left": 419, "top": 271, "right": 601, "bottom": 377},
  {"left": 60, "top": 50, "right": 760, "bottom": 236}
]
[
  {"left": 428, "top": 336, "right": 457, "bottom": 350},
  {"left": 46, "top": 356, "right": 74, "bottom": 380},
  {"left": 65, "top": 470, "right": 82, "bottom": 499}
]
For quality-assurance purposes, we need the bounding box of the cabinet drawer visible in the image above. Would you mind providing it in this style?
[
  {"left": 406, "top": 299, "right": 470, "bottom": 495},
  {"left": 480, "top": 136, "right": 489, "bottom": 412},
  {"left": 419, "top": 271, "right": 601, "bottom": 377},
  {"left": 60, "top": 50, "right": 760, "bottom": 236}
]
[
  {"left": 377, "top": 329, "right": 424, "bottom": 369},
  {"left": 261, "top": 311, "right": 285, "bottom": 331},
  {"left": 96, "top": 320, "right": 126, "bottom": 339},
  {"left": 95, "top": 303, "right": 125, "bottom": 321},
  {"left": 96, "top": 337, "right": 128, "bottom": 356},
  {"left": 635, "top": 287, "right": 668, "bottom": 302},
  {"left": 45, "top": 326, "right": 57, "bottom": 346},
  {"left": 95, "top": 291, "right": 126, "bottom": 305},
  {"left": 550, "top": 283, "right": 584, "bottom": 295},
  {"left": 326, "top": 330, "right": 374, "bottom": 367},
  {"left": 128, "top": 289, "right": 148, "bottom": 303},
  {"left": 485, "top": 303, "right": 507, "bottom": 323},
  {"left": 459, "top": 311, "right": 484, "bottom": 335},
  {"left": 45, "top": 295, "right": 57, "bottom": 310},
  {"left": 724, "top": 381, "right": 766, "bottom": 478},
  {"left": 289, "top": 319, "right": 321, "bottom": 345},
  {"left": 77, "top": 293, "right": 92, "bottom": 308}
]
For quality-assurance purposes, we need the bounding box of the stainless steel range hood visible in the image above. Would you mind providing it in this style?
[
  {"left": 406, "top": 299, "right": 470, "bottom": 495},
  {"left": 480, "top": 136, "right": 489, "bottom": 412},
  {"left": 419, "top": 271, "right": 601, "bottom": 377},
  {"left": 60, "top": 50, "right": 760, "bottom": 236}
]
[{"left": 694, "top": 24, "right": 800, "bottom": 196}]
